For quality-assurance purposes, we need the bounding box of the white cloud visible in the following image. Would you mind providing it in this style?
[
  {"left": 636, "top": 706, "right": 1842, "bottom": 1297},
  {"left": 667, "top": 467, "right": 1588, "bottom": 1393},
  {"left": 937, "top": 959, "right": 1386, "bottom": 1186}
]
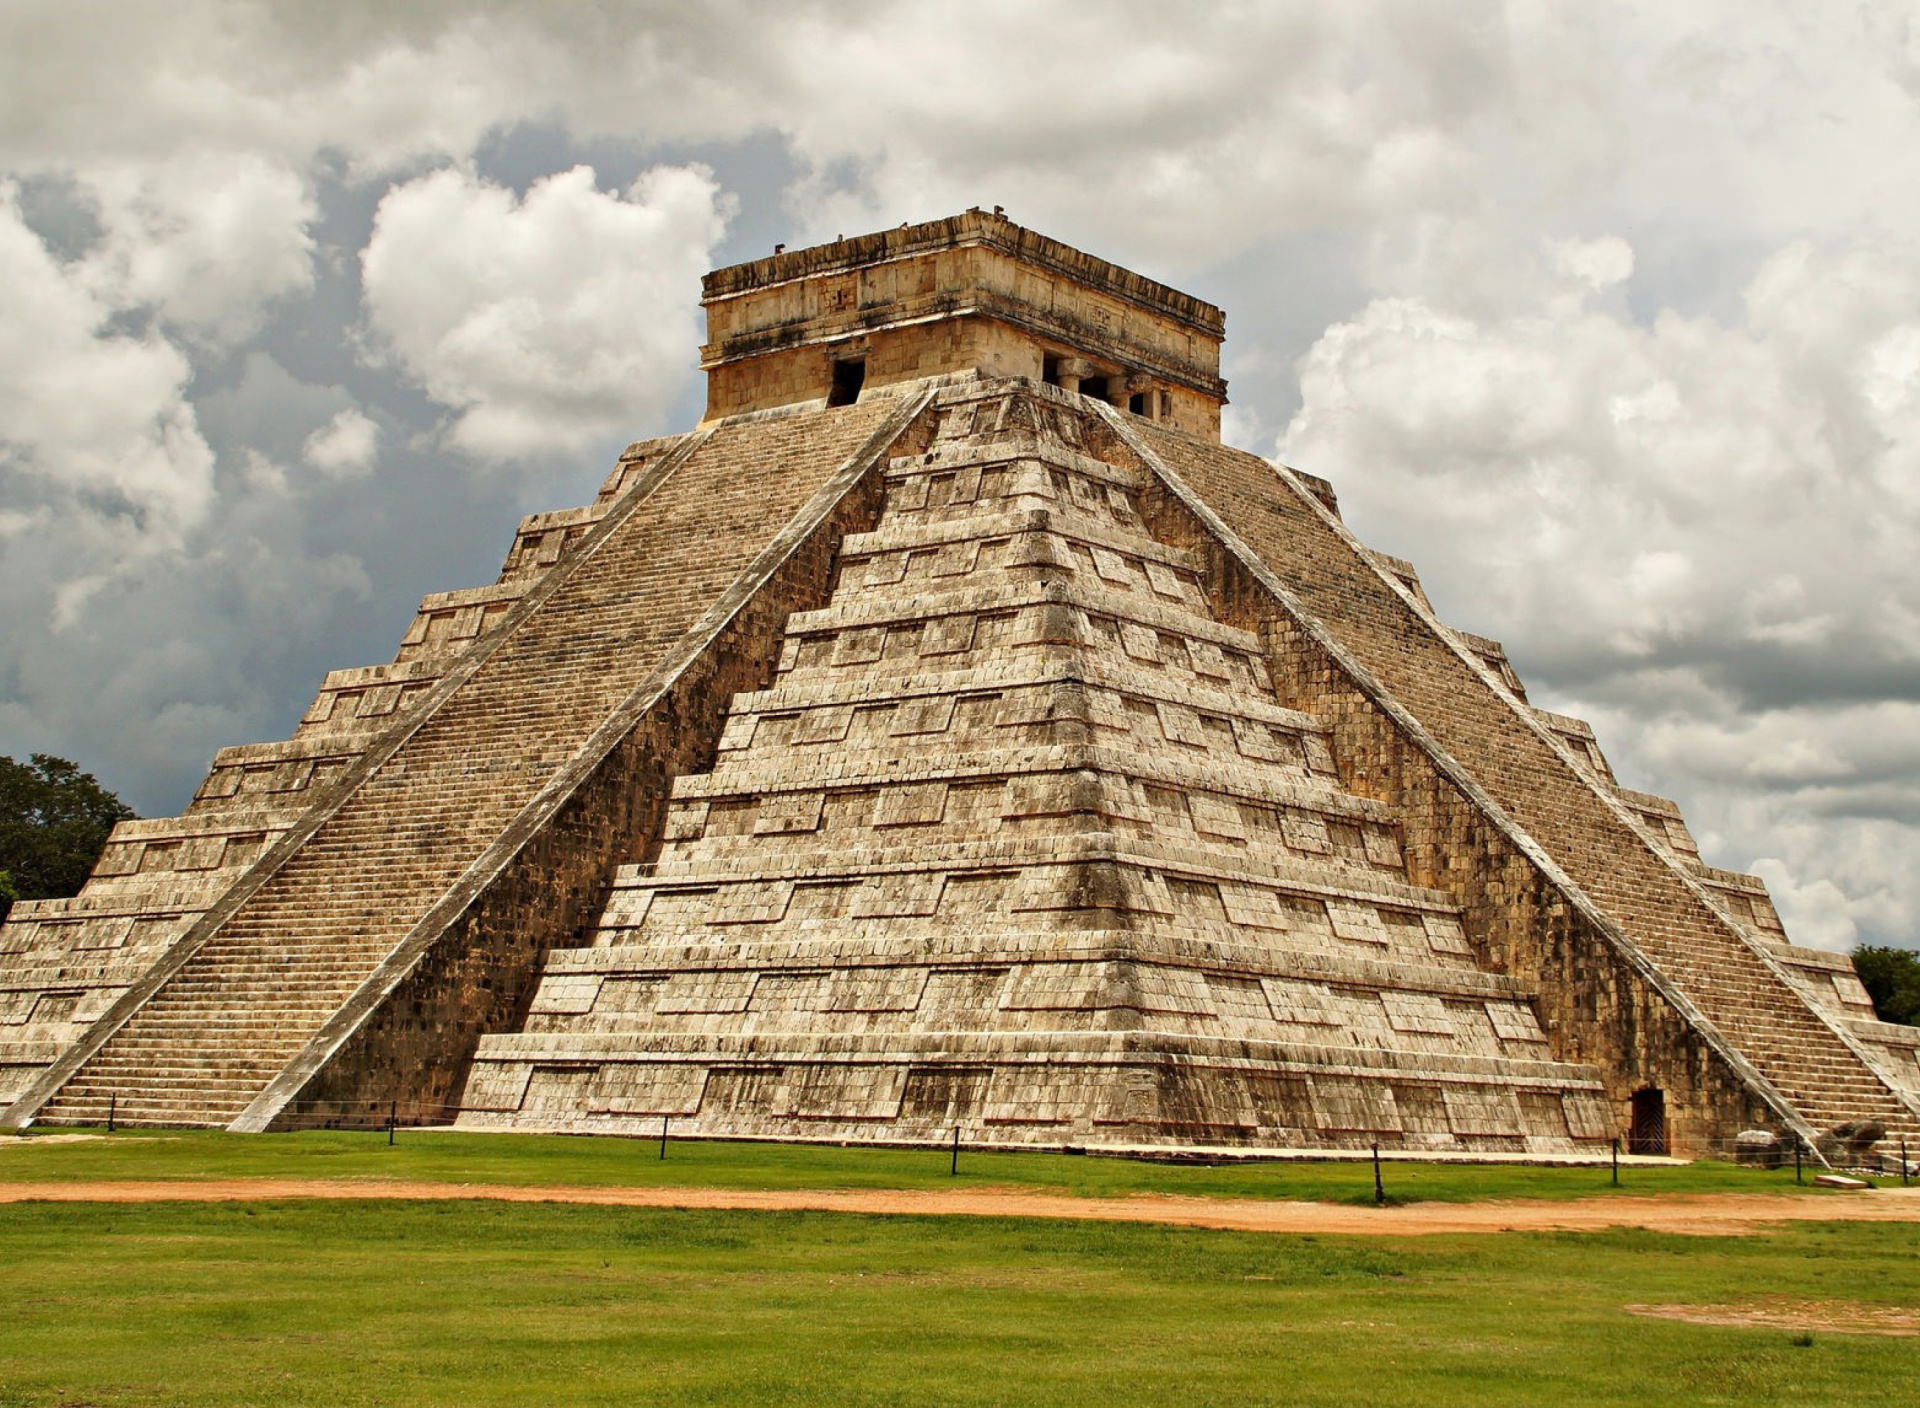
[
  {"left": 1281, "top": 234, "right": 1920, "bottom": 945},
  {"left": 360, "top": 163, "right": 729, "bottom": 461},
  {"left": 1549, "top": 235, "right": 1634, "bottom": 293},
  {"left": 0, "top": 181, "right": 214, "bottom": 559},
  {"left": 77, "top": 153, "right": 316, "bottom": 346},
  {"left": 1752, "top": 863, "right": 1859, "bottom": 952},
  {"left": 302, "top": 407, "right": 379, "bottom": 478},
  {"left": 1282, "top": 237, "right": 1920, "bottom": 669}
]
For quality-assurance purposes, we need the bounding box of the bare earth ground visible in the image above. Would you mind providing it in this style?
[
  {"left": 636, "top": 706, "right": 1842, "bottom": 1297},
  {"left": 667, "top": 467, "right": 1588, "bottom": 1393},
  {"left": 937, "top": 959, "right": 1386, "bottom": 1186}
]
[
  {"left": 1625, "top": 1301, "right": 1920, "bottom": 1336},
  {"left": 6, "top": 1177, "right": 1920, "bottom": 1237}
]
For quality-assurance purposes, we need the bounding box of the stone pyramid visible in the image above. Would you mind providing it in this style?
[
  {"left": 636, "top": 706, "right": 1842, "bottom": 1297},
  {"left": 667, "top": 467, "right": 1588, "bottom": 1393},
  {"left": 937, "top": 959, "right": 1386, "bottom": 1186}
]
[
  {"left": 3, "top": 210, "right": 1915, "bottom": 1161},
  {"left": 460, "top": 382, "right": 1613, "bottom": 1153}
]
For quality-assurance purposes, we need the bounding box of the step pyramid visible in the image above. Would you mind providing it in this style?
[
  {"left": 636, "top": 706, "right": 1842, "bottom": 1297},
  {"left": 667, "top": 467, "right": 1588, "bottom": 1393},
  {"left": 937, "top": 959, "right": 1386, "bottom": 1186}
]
[
  {"left": 460, "top": 382, "right": 1614, "bottom": 1152},
  {"left": 4, "top": 209, "right": 1915, "bottom": 1160}
]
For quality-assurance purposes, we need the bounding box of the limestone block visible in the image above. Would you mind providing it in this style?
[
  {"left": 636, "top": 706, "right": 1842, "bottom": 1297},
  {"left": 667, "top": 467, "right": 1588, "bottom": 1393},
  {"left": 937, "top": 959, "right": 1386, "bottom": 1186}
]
[
  {"left": 1283, "top": 811, "right": 1333, "bottom": 854},
  {"left": 790, "top": 1066, "right": 910, "bottom": 1120},
  {"left": 920, "top": 615, "right": 977, "bottom": 656},
  {"left": 794, "top": 706, "right": 855, "bottom": 744},
  {"left": 1362, "top": 829, "right": 1405, "bottom": 869},
  {"left": 529, "top": 975, "right": 604, "bottom": 1016},
  {"left": 898, "top": 1065, "right": 994, "bottom": 1122},
  {"left": 1443, "top": 1084, "right": 1526, "bottom": 1137},
  {"left": 1118, "top": 622, "right": 1162, "bottom": 663},
  {"left": 849, "top": 872, "right": 946, "bottom": 917},
  {"left": 753, "top": 792, "right": 825, "bottom": 836},
  {"left": 1735, "top": 1128, "right": 1786, "bottom": 1167},
  {"left": 873, "top": 782, "right": 950, "bottom": 827},
  {"left": 521, "top": 1066, "right": 595, "bottom": 1115},
  {"left": 663, "top": 801, "right": 711, "bottom": 841},
  {"left": 590, "top": 1064, "right": 707, "bottom": 1116},
  {"left": 1422, "top": 913, "right": 1473, "bottom": 957},
  {"left": 889, "top": 696, "right": 958, "bottom": 736},
  {"left": 1381, "top": 992, "right": 1455, "bottom": 1036},
  {"left": 1264, "top": 978, "right": 1341, "bottom": 1027},
  {"left": 655, "top": 971, "right": 757, "bottom": 1014},
  {"left": 1220, "top": 883, "right": 1291, "bottom": 932},
  {"left": 832, "top": 627, "right": 887, "bottom": 665},
  {"left": 821, "top": 968, "right": 930, "bottom": 1013},
  {"left": 1187, "top": 793, "right": 1248, "bottom": 840},
  {"left": 1142, "top": 559, "right": 1186, "bottom": 600},
  {"left": 462, "top": 1062, "right": 534, "bottom": 1112},
  {"left": 1326, "top": 901, "right": 1391, "bottom": 947},
  {"left": 1485, "top": 1001, "right": 1547, "bottom": 1044},
  {"left": 1310, "top": 1076, "right": 1403, "bottom": 1133},
  {"left": 705, "top": 881, "right": 794, "bottom": 924},
  {"left": 1830, "top": 970, "right": 1876, "bottom": 1011},
  {"left": 1207, "top": 973, "right": 1275, "bottom": 1025},
  {"left": 1002, "top": 962, "right": 1121, "bottom": 1011}
]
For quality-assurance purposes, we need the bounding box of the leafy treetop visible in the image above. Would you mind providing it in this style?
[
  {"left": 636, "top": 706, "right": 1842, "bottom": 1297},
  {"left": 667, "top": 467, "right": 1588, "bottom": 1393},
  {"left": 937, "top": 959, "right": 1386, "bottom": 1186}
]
[
  {"left": 0, "top": 753, "right": 136, "bottom": 921},
  {"left": 1852, "top": 945, "right": 1920, "bottom": 1027}
]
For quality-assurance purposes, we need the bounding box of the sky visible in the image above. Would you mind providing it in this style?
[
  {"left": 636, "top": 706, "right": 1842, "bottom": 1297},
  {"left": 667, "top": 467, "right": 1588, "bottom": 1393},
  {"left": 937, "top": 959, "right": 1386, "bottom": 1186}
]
[{"left": 1, "top": 1, "right": 1917, "bottom": 952}]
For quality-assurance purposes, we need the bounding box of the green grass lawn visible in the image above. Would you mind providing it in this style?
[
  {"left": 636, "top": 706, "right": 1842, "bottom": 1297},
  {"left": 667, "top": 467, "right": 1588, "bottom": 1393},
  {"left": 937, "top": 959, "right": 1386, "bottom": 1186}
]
[
  {"left": 0, "top": 1127, "right": 1848, "bottom": 1206},
  {"left": 0, "top": 1198, "right": 1914, "bottom": 1407}
]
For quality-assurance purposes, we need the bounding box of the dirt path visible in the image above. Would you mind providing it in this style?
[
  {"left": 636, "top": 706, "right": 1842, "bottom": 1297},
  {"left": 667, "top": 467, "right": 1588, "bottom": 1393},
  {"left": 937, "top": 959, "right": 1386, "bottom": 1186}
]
[{"left": 5, "top": 1178, "right": 1920, "bottom": 1236}]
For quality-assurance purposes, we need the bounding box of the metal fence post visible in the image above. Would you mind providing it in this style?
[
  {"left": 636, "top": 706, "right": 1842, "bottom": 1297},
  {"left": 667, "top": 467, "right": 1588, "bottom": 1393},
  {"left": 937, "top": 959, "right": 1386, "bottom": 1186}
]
[
  {"left": 1795, "top": 1139, "right": 1803, "bottom": 1185},
  {"left": 1611, "top": 1138, "right": 1619, "bottom": 1187},
  {"left": 951, "top": 1126, "right": 961, "bottom": 1176},
  {"left": 107, "top": 1092, "right": 116, "bottom": 1135},
  {"left": 1372, "top": 1143, "right": 1385, "bottom": 1205},
  {"left": 388, "top": 1099, "right": 396, "bottom": 1147},
  {"left": 660, "top": 1116, "right": 669, "bottom": 1161}
]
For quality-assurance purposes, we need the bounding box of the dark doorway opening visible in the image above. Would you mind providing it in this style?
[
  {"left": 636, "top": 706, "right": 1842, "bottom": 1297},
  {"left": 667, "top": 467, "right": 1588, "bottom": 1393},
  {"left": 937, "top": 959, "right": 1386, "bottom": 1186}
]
[
  {"left": 828, "top": 357, "right": 866, "bottom": 406},
  {"left": 1080, "top": 374, "right": 1110, "bottom": 403},
  {"left": 1628, "top": 1087, "right": 1667, "bottom": 1154},
  {"left": 1042, "top": 353, "right": 1062, "bottom": 387},
  {"left": 1128, "top": 392, "right": 1147, "bottom": 415}
]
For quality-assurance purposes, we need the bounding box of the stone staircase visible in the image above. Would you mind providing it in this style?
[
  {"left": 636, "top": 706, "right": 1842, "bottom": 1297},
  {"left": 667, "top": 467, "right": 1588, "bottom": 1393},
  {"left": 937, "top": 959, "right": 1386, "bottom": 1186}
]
[
  {"left": 1123, "top": 411, "right": 1920, "bottom": 1154},
  {"left": 21, "top": 397, "right": 911, "bottom": 1129}
]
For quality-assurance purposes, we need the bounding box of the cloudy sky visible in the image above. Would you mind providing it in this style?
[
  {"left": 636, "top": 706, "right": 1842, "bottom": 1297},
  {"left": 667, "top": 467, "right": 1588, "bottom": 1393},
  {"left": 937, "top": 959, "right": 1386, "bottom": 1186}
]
[{"left": 1, "top": 2, "right": 1916, "bottom": 952}]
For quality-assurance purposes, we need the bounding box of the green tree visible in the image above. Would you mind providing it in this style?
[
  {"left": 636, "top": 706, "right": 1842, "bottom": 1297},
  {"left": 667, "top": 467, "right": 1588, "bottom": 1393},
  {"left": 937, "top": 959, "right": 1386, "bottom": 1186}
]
[
  {"left": 1852, "top": 945, "right": 1920, "bottom": 1027},
  {"left": 0, "top": 753, "right": 136, "bottom": 922}
]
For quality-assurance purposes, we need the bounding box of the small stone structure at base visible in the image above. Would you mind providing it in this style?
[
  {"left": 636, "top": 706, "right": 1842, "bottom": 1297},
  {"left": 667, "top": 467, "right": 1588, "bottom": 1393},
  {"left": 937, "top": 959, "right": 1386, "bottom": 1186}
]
[{"left": 2, "top": 211, "right": 1915, "bottom": 1163}]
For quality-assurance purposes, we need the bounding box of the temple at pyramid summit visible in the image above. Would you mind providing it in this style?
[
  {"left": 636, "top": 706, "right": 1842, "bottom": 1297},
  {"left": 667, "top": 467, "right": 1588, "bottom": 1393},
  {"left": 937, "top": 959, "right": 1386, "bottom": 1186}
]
[{"left": 4, "top": 209, "right": 1917, "bottom": 1163}]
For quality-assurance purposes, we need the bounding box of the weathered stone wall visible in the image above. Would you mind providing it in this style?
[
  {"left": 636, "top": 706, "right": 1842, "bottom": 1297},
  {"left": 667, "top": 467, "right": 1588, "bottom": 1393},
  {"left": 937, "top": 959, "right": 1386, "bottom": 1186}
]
[{"left": 704, "top": 320, "right": 1034, "bottom": 427}]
